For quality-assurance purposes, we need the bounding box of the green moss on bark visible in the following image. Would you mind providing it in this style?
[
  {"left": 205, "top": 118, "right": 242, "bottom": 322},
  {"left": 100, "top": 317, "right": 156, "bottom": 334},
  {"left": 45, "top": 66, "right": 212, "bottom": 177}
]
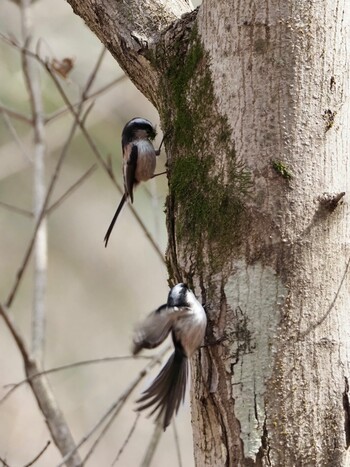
[{"left": 157, "top": 26, "right": 251, "bottom": 273}]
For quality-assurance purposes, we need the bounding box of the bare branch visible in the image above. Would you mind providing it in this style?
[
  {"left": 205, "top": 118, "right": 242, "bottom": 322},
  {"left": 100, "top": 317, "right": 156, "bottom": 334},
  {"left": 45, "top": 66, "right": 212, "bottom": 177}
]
[
  {"left": 81, "top": 46, "right": 107, "bottom": 100},
  {"left": 23, "top": 440, "right": 51, "bottom": 467},
  {"left": 0, "top": 355, "right": 153, "bottom": 406},
  {"left": 0, "top": 302, "right": 31, "bottom": 366},
  {"left": 140, "top": 423, "right": 163, "bottom": 467},
  {"left": 0, "top": 302, "right": 81, "bottom": 466},
  {"left": 64, "top": 0, "right": 192, "bottom": 105},
  {"left": 0, "top": 103, "right": 32, "bottom": 124},
  {"left": 0, "top": 201, "right": 33, "bottom": 218},
  {"left": 46, "top": 164, "right": 98, "bottom": 215},
  {"left": 111, "top": 413, "right": 140, "bottom": 466},
  {"left": 20, "top": 0, "right": 48, "bottom": 363},
  {"left": 5, "top": 112, "right": 78, "bottom": 308},
  {"left": 42, "top": 61, "right": 117, "bottom": 181},
  {"left": 0, "top": 456, "right": 11, "bottom": 467},
  {"left": 0, "top": 105, "right": 32, "bottom": 162},
  {"left": 2, "top": 39, "right": 111, "bottom": 467},
  {"left": 57, "top": 346, "right": 171, "bottom": 467},
  {"left": 45, "top": 76, "right": 127, "bottom": 124},
  {"left": 5, "top": 46, "right": 106, "bottom": 308},
  {"left": 172, "top": 420, "right": 183, "bottom": 467}
]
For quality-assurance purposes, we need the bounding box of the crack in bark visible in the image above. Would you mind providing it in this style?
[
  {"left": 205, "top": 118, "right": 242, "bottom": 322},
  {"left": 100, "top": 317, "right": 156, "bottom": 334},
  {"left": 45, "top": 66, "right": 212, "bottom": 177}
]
[
  {"left": 256, "top": 416, "right": 271, "bottom": 466},
  {"left": 253, "top": 389, "right": 259, "bottom": 425},
  {"left": 208, "top": 392, "right": 230, "bottom": 467},
  {"left": 165, "top": 194, "right": 182, "bottom": 284},
  {"left": 343, "top": 376, "right": 350, "bottom": 448}
]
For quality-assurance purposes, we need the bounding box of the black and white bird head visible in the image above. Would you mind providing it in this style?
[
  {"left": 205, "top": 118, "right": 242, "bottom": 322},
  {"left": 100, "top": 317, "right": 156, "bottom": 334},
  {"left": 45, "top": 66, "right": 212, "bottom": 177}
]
[
  {"left": 167, "top": 283, "right": 196, "bottom": 308},
  {"left": 121, "top": 117, "right": 157, "bottom": 148}
]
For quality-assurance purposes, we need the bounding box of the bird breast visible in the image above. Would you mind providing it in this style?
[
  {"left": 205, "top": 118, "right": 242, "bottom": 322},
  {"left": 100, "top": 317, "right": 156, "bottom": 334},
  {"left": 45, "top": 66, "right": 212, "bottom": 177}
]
[
  {"left": 134, "top": 140, "right": 156, "bottom": 182},
  {"left": 174, "top": 304, "right": 207, "bottom": 358}
]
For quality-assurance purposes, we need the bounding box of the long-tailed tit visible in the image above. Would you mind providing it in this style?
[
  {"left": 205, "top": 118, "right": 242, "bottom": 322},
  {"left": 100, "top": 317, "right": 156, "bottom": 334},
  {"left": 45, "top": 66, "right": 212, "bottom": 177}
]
[
  {"left": 104, "top": 117, "right": 163, "bottom": 247},
  {"left": 132, "top": 283, "right": 207, "bottom": 430}
]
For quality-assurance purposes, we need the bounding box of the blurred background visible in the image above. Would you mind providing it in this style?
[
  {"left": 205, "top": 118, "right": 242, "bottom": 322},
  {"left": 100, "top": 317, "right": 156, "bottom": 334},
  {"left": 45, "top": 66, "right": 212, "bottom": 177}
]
[{"left": 0, "top": 1, "right": 198, "bottom": 465}]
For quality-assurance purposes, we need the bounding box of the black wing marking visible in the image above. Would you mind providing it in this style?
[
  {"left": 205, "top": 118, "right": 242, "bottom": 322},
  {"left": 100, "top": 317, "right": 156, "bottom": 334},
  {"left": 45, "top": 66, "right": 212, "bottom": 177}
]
[
  {"left": 126, "top": 145, "right": 138, "bottom": 203},
  {"left": 103, "top": 194, "right": 127, "bottom": 247}
]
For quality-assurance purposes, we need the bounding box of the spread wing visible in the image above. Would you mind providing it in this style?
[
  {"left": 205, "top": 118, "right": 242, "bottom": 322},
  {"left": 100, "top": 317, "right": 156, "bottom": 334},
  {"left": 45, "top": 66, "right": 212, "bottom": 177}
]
[{"left": 132, "top": 305, "right": 189, "bottom": 355}]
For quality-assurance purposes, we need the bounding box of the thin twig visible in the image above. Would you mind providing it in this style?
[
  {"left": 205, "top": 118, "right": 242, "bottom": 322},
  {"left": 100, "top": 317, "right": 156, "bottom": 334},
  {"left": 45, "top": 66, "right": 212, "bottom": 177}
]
[
  {"left": 111, "top": 413, "right": 140, "bottom": 466},
  {"left": 0, "top": 456, "right": 10, "bottom": 467},
  {"left": 43, "top": 61, "right": 116, "bottom": 181},
  {"left": 0, "top": 302, "right": 82, "bottom": 466},
  {"left": 0, "top": 105, "right": 32, "bottom": 162},
  {"left": 0, "top": 201, "right": 33, "bottom": 217},
  {"left": 46, "top": 164, "right": 97, "bottom": 215},
  {"left": 0, "top": 355, "right": 153, "bottom": 406},
  {"left": 2, "top": 41, "right": 109, "bottom": 467},
  {"left": 0, "top": 104, "right": 32, "bottom": 124},
  {"left": 0, "top": 302, "right": 31, "bottom": 366},
  {"left": 45, "top": 76, "right": 127, "bottom": 124},
  {"left": 140, "top": 423, "right": 163, "bottom": 467},
  {"left": 81, "top": 401, "right": 122, "bottom": 464},
  {"left": 0, "top": 32, "right": 37, "bottom": 58},
  {"left": 20, "top": 0, "right": 48, "bottom": 363},
  {"left": 5, "top": 47, "right": 105, "bottom": 308},
  {"left": 0, "top": 160, "right": 96, "bottom": 307},
  {"left": 23, "top": 440, "right": 51, "bottom": 467},
  {"left": 57, "top": 346, "right": 170, "bottom": 467},
  {"left": 81, "top": 46, "right": 107, "bottom": 100},
  {"left": 172, "top": 419, "right": 183, "bottom": 467},
  {"left": 5, "top": 112, "right": 78, "bottom": 308}
]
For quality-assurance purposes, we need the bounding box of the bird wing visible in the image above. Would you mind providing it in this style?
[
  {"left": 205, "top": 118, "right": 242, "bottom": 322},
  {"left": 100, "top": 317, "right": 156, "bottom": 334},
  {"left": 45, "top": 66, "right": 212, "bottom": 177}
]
[
  {"left": 125, "top": 144, "right": 138, "bottom": 203},
  {"left": 136, "top": 348, "right": 188, "bottom": 430},
  {"left": 132, "top": 305, "right": 188, "bottom": 355}
]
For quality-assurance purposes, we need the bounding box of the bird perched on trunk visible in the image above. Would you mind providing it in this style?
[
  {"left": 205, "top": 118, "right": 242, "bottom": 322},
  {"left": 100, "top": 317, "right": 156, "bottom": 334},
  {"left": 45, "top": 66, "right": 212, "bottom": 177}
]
[
  {"left": 132, "top": 283, "right": 207, "bottom": 430},
  {"left": 104, "top": 117, "right": 163, "bottom": 247}
]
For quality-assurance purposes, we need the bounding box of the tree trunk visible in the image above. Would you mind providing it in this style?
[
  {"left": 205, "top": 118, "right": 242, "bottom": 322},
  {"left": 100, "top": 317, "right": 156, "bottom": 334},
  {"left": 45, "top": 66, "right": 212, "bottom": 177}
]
[{"left": 65, "top": 0, "right": 350, "bottom": 465}]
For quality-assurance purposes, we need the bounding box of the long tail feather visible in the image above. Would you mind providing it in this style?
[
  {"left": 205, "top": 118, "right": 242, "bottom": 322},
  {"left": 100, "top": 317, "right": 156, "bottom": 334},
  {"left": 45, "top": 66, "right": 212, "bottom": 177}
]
[
  {"left": 136, "top": 349, "right": 188, "bottom": 430},
  {"left": 104, "top": 194, "right": 126, "bottom": 247}
]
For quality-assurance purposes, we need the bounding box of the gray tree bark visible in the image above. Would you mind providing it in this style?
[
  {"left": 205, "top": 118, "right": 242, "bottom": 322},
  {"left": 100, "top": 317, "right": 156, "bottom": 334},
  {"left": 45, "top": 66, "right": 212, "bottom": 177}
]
[{"left": 64, "top": 0, "right": 350, "bottom": 465}]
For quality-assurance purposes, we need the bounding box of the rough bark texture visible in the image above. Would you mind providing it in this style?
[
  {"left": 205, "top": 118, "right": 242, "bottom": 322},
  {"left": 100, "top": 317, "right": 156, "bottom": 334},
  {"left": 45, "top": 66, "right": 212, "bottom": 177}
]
[
  {"left": 65, "top": 0, "right": 350, "bottom": 465},
  {"left": 193, "top": 2, "right": 350, "bottom": 465},
  {"left": 64, "top": 0, "right": 191, "bottom": 106}
]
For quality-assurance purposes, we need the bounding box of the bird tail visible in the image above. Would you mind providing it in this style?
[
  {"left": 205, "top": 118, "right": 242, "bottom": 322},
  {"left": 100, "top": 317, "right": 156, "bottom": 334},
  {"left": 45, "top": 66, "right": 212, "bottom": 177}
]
[
  {"left": 136, "top": 349, "right": 188, "bottom": 430},
  {"left": 103, "top": 193, "right": 126, "bottom": 247}
]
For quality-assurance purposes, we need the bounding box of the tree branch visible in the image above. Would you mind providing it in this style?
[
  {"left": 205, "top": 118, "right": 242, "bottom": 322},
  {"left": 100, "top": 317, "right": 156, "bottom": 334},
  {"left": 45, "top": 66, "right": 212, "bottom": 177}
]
[
  {"left": 20, "top": 0, "right": 48, "bottom": 363},
  {"left": 111, "top": 413, "right": 140, "bottom": 466},
  {"left": 23, "top": 440, "right": 51, "bottom": 467},
  {"left": 0, "top": 302, "right": 81, "bottom": 466},
  {"left": 0, "top": 104, "right": 32, "bottom": 162},
  {"left": 0, "top": 103, "right": 32, "bottom": 124},
  {"left": 64, "top": 0, "right": 193, "bottom": 105},
  {"left": 0, "top": 354, "right": 152, "bottom": 406},
  {"left": 140, "top": 423, "right": 163, "bottom": 467},
  {"left": 45, "top": 75, "right": 127, "bottom": 124},
  {"left": 56, "top": 346, "right": 170, "bottom": 466}
]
